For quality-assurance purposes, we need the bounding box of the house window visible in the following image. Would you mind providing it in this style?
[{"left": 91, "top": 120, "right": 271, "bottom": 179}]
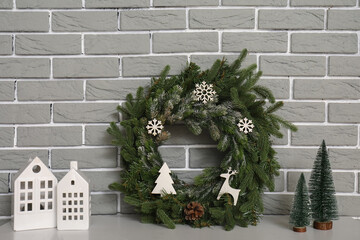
[
  {"left": 71, "top": 180, "right": 75, "bottom": 185},
  {"left": 32, "top": 165, "right": 41, "bottom": 173},
  {"left": 19, "top": 180, "right": 34, "bottom": 213}
]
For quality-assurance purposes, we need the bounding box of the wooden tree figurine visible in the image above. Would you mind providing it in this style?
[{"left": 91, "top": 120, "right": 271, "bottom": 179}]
[
  {"left": 309, "top": 140, "right": 338, "bottom": 230},
  {"left": 152, "top": 163, "right": 176, "bottom": 197},
  {"left": 289, "top": 173, "right": 311, "bottom": 232}
]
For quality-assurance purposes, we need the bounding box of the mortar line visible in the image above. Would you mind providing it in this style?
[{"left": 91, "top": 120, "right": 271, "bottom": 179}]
[
  {"left": 185, "top": 8, "right": 189, "bottom": 29},
  {"left": 325, "top": 101, "right": 329, "bottom": 123},
  {"left": 1, "top": 29, "right": 360, "bottom": 35},
  {"left": 48, "top": 149, "right": 52, "bottom": 168},
  {"left": 254, "top": 8, "right": 259, "bottom": 30},
  {"left": 283, "top": 169, "right": 288, "bottom": 192},
  {"left": 4, "top": 52, "right": 359, "bottom": 58},
  {"left": 4, "top": 6, "right": 359, "bottom": 11},
  {"left": 184, "top": 146, "right": 190, "bottom": 169},
  {"left": 82, "top": 124, "right": 86, "bottom": 145}
]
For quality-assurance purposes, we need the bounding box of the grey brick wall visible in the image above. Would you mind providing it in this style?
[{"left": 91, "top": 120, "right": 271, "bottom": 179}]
[{"left": 0, "top": 0, "right": 359, "bottom": 218}]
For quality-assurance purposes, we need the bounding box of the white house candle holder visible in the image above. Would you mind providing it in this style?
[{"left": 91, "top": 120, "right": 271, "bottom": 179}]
[
  {"left": 12, "top": 157, "right": 58, "bottom": 231},
  {"left": 57, "top": 161, "right": 90, "bottom": 230}
]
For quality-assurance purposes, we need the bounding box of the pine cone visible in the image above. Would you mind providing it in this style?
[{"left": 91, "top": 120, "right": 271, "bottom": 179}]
[{"left": 184, "top": 202, "right": 204, "bottom": 221}]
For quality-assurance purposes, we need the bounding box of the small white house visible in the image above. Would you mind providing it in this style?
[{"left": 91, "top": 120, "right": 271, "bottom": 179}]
[
  {"left": 12, "top": 157, "right": 58, "bottom": 231},
  {"left": 57, "top": 161, "right": 90, "bottom": 230}
]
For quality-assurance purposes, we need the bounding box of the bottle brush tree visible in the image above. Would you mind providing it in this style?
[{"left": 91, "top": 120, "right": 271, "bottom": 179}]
[
  {"left": 289, "top": 173, "right": 311, "bottom": 232},
  {"left": 309, "top": 140, "right": 338, "bottom": 230}
]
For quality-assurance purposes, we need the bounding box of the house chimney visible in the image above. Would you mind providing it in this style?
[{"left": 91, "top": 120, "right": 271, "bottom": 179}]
[{"left": 70, "top": 161, "right": 78, "bottom": 170}]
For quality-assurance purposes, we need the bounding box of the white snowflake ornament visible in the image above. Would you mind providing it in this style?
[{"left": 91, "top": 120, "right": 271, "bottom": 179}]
[
  {"left": 237, "top": 117, "right": 254, "bottom": 134},
  {"left": 193, "top": 81, "right": 216, "bottom": 104},
  {"left": 146, "top": 118, "right": 164, "bottom": 136}
]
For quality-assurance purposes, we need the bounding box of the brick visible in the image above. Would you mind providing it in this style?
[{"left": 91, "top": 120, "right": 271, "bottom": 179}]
[
  {"left": 122, "top": 56, "right": 187, "bottom": 77},
  {"left": 329, "top": 103, "right": 360, "bottom": 123},
  {"left": 0, "top": 219, "right": 9, "bottom": 226},
  {"left": 16, "top": 35, "right": 81, "bottom": 55},
  {"left": 87, "top": 171, "right": 120, "bottom": 192},
  {"left": 0, "top": 195, "right": 11, "bottom": 216},
  {"left": 258, "top": 78, "right": 289, "bottom": 99},
  {"left": 92, "top": 194, "right": 117, "bottom": 214},
  {"left": 158, "top": 147, "right": 186, "bottom": 168},
  {"left": 120, "top": 194, "right": 134, "bottom": 213},
  {"left": 53, "top": 58, "right": 119, "bottom": 78},
  {"left": 0, "top": 0, "right": 12, "bottom": 8},
  {"left": 0, "top": 128, "right": 14, "bottom": 147},
  {"left": 271, "top": 127, "right": 288, "bottom": 145},
  {"left": 275, "top": 148, "right": 317, "bottom": 169},
  {"left": 0, "top": 58, "right": 50, "bottom": 78},
  {"left": 273, "top": 171, "right": 285, "bottom": 192},
  {"left": 86, "top": 79, "right": 150, "bottom": 100},
  {"left": 154, "top": 0, "right": 218, "bottom": 6},
  {"left": 263, "top": 171, "right": 285, "bottom": 192},
  {"left": 189, "top": 9, "right": 254, "bottom": 29},
  {"left": 294, "top": 79, "right": 360, "bottom": 100},
  {"left": 190, "top": 54, "right": 257, "bottom": 71},
  {"left": 0, "top": 150, "right": 48, "bottom": 170},
  {"left": 121, "top": 10, "right": 186, "bottom": 31},
  {"left": 52, "top": 11, "right": 118, "bottom": 32},
  {"left": 52, "top": 148, "right": 117, "bottom": 169},
  {"left": 259, "top": 10, "right": 324, "bottom": 30},
  {"left": 189, "top": 148, "right": 223, "bottom": 168},
  {"left": 18, "top": 81, "right": 83, "bottom": 101},
  {"left": 292, "top": 33, "right": 357, "bottom": 54},
  {"left": 153, "top": 32, "right": 218, "bottom": 53},
  {"left": 329, "top": 56, "right": 360, "bottom": 76},
  {"left": 276, "top": 102, "right": 325, "bottom": 122},
  {"left": 0, "top": 81, "right": 14, "bottom": 101},
  {"left": 17, "top": 126, "right": 82, "bottom": 147},
  {"left": 278, "top": 148, "right": 360, "bottom": 170},
  {"left": 163, "top": 125, "right": 216, "bottom": 145},
  {"left": 85, "top": 125, "right": 113, "bottom": 146},
  {"left": 86, "top": 0, "right": 149, "bottom": 8},
  {"left": 263, "top": 194, "right": 292, "bottom": 214},
  {"left": 0, "top": 173, "right": 8, "bottom": 193},
  {"left": 260, "top": 56, "right": 326, "bottom": 76},
  {"left": 328, "top": 10, "right": 360, "bottom": 30},
  {"left": 0, "top": 12, "right": 49, "bottom": 32},
  {"left": 337, "top": 196, "right": 360, "bottom": 215},
  {"left": 223, "top": 32, "right": 287, "bottom": 53},
  {"left": 85, "top": 34, "right": 150, "bottom": 55},
  {"left": 287, "top": 171, "right": 354, "bottom": 193},
  {"left": 291, "top": 0, "right": 356, "bottom": 6},
  {"left": 17, "top": 0, "right": 82, "bottom": 8},
  {"left": 223, "top": 0, "right": 287, "bottom": 6},
  {"left": 0, "top": 35, "right": 12, "bottom": 55},
  {"left": 0, "top": 104, "right": 50, "bottom": 124},
  {"left": 329, "top": 149, "right": 360, "bottom": 170},
  {"left": 54, "top": 103, "right": 118, "bottom": 123},
  {"left": 291, "top": 126, "right": 358, "bottom": 146},
  {"left": 173, "top": 170, "right": 202, "bottom": 184}
]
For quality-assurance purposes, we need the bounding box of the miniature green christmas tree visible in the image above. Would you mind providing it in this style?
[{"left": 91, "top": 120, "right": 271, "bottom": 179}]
[
  {"left": 309, "top": 140, "right": 338, "bottom": 230},
  {"left": 289, "top": 173, "right": 311, "bottom": 232}
]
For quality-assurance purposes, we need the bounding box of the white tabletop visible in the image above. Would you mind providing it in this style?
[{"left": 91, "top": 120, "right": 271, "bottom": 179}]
[{"left": 0, "top": 215, "right": 359, "bottom": 240}]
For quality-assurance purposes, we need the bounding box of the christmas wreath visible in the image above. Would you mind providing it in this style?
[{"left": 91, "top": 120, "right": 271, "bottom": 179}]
[{"left": 107, "top": 49, "right": 296, "bottom": 230}]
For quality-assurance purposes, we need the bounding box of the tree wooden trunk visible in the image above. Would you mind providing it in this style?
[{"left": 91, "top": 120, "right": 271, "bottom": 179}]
[{"left": 313, "top": 221, "right": 333, "bottom": 230}]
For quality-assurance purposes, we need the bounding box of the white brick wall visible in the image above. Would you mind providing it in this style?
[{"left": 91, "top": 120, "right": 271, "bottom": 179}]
[{"left": 0, "top": 0, "right": 359, "bottom": 218}]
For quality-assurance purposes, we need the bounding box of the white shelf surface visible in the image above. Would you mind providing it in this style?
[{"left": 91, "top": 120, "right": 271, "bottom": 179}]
[{"left": 0, "top": 215, "right": 359, "bottom": 240}]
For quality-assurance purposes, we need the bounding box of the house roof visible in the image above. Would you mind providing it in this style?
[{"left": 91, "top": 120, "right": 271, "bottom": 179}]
[
  {"left": 14, "top": 157, "right": 56, "bottom": 181},
  {"left": 58, "top": 161, "right": 90, "bottom": 186}
]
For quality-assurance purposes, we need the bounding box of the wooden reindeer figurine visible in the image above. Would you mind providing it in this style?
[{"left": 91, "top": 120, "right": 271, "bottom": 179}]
[{"left": 217, "top": 167, "right": 241, "bottom": 205}]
